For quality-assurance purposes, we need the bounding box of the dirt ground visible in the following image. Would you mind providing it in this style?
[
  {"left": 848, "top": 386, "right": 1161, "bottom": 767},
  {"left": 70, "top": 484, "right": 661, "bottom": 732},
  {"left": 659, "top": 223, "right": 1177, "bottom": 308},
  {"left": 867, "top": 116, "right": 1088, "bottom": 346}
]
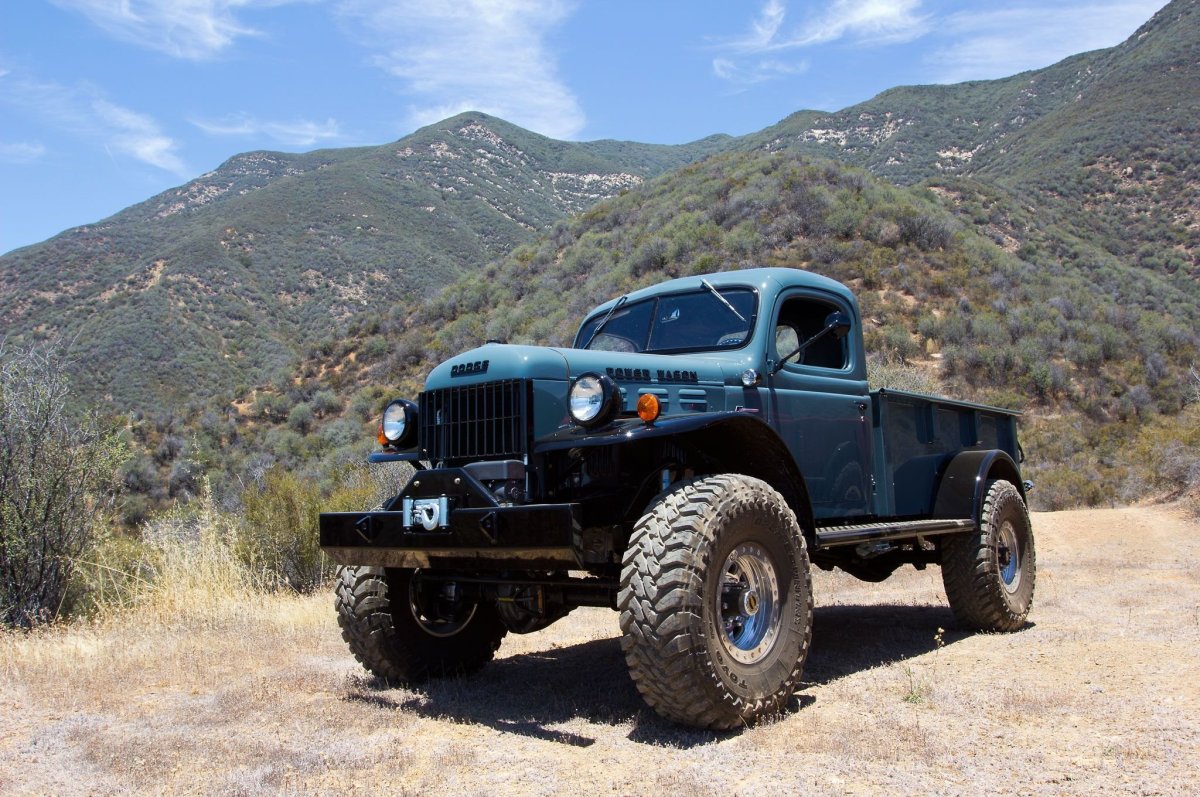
[{"left": 2, "top": 504, "right": 1198, "bottom": 796}]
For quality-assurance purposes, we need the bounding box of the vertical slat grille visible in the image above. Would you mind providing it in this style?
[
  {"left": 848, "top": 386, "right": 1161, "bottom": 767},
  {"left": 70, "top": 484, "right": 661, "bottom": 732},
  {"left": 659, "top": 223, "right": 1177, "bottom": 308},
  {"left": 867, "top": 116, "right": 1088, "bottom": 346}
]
[{"left": 419, "top": 379, "right": 529, "bottom": 462}]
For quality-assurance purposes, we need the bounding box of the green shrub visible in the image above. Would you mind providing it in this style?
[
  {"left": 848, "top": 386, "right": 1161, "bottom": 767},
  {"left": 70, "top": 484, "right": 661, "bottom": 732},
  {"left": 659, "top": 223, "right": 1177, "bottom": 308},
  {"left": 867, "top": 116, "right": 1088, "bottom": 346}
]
[
  {"left": 309, "top": 389, "right": 341, "bottom": 417},
  {"left": 1029, "top": 466, "right": 1104, "bottom": 511},
  {"left": 880, "top": 325, "right": 921, "bottom": 364},
  {"left": 237, "top": 464, "right": 377, "bottom": 592},
  {"left": 252, "top": 392, "right": 289, "bottom": 422},
  {"left": 897, "top": 211, "right": 953, "bottom": 250},
  {"left": 287, "top": 402, "right": 314, "bottom": 433}
]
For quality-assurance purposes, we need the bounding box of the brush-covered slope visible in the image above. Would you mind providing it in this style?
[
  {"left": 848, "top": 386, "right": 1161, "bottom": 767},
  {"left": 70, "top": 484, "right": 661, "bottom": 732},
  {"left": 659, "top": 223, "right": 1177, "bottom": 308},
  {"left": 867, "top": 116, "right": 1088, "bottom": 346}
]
[
  {"left": 7, "top": 0, "right": 1199, "bottom": 515},
  {"left": 749, "top": 0, "right": 1199, "bottom": 275},
  {"left": 253, "top": 146, "right": 1195, "bottom": 512},
  {"left": 751, "top": 1, "right": 1198, "bottom": 184},
  {"left": 0, "top": 113, "right": 728, "bottom": 409}
]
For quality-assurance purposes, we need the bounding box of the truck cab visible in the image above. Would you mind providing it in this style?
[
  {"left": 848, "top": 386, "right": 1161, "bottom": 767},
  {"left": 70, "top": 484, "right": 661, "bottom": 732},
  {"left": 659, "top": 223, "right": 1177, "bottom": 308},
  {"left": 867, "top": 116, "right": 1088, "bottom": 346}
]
[{"left": 320, "top": 268, "right": 1036, "bottom": 729}]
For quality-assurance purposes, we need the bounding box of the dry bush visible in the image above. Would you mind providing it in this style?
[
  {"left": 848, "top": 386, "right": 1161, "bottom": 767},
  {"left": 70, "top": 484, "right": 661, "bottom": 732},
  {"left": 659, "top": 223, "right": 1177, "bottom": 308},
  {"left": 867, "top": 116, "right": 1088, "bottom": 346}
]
[
  {"left": 0, "top": 343, "right": 125, "bottom": 628},
  {"left": 1121, "top": 401, "right": 1200, "bottom": 513},
  {"left": 72, "top": 461, "right": 409, "bottom": 624},
  {"left": 80, "top": 487, "right": 262, "bottom": 627},
  {"left": 866, "top": 354, "right": 940, "bottom": 395}
]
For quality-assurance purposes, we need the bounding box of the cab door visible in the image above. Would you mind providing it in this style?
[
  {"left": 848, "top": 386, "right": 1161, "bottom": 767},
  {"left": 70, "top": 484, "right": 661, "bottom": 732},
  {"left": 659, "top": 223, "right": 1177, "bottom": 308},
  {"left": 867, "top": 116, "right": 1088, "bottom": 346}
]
[{"left": 763, "top": 290, "right": 872, "bottom": 520}]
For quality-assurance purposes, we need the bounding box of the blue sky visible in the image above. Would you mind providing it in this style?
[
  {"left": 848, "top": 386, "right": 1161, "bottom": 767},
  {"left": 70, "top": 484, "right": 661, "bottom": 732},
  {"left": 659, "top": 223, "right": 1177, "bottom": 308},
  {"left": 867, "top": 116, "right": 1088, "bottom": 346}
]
[{"left": 0, "top": 0, "right": 1168, "bottom": 255}]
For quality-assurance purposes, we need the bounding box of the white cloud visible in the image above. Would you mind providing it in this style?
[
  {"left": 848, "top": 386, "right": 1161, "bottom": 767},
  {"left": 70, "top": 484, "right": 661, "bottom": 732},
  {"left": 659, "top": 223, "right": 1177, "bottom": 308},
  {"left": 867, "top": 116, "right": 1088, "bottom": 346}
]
[
  {"left": 0, "top": 70, "right": 187, "bottom": 175},
  {"left": 715, "top": 1, "right": 928, "bottom": 85},
  {"left": 786, "top": 0, "right": 929, "bottom": 48},
  {"left": 727, "top": 0, "right": 788, "bottom": 51},
  {"left": 714, "top": 1, "right": 1164, "bottom": 89},
  {"left": 192, "top": 114, "right": 341, "bottom": 147},
  {"left": 91, "top": 99, "right": 187, "bottom": 173},
  {"left": 50, "top": 0, "right": 305, "bottom": 59},
  {"left": 0, "top": 141, "right": 47, "bottom": 164},
  {"left": 712, "top": 57, "right": 809, "bottom": 86},
  {"left": 929, "top": 2, "right": 1167, "bottom": 83},
  {"left": 336, "top": 0, "right": 584, "bottom": 140},
  {"left": 723, "top": 0, "right": 928, "bottom": 53}
]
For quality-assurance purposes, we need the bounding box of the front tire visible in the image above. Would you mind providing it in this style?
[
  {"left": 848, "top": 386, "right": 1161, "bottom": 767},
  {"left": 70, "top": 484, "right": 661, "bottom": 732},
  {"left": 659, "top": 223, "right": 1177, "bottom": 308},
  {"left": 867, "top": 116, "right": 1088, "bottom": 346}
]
[
  {"left": 941, "top": 479, "right": 1036, "bottom": 631},
  {"left": 335, "top": 566, "right": 507, "bottom": 682},
  {"left": 619, "top": 474, "right": 813, "bottom": 729}
]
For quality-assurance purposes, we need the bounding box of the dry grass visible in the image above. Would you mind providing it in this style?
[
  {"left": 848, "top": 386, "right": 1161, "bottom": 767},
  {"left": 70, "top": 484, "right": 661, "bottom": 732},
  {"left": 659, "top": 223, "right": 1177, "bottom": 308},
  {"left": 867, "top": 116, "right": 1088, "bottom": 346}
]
[{"left": 2, "top": 504, "right": 1198, "bottom": 796}]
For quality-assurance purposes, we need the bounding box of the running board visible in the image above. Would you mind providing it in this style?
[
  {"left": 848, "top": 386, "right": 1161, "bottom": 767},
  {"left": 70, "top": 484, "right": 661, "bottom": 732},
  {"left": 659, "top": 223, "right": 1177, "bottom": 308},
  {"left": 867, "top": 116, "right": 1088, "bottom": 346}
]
[{"left": 815, "top": 518, "right": 975, "bottom": 549}]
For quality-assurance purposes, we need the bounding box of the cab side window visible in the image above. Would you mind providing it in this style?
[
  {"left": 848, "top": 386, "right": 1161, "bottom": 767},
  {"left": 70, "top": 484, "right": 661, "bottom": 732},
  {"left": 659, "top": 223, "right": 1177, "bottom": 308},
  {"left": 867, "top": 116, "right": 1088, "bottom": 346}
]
[{"left": 774, "top": 296, "right": 849, "bottom": 370}]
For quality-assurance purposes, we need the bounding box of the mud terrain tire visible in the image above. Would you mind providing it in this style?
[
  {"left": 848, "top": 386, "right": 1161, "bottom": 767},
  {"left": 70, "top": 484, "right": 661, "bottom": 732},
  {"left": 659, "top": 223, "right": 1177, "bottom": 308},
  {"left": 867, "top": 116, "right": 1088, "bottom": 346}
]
[
  {"left": 941, "top": 479, "right": 1036, "bottom": 632},
  {"left": 335, "top": 565, "right": 507, "bottom": 682},
  {"left": 619, "top": 474, "right": 813, "bottom": 729}
]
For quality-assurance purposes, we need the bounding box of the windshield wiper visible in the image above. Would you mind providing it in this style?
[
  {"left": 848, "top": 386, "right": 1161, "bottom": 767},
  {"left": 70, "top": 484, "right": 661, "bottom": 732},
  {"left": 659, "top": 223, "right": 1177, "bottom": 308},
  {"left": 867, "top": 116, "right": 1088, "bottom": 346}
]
[
  {"left": 583, "top": 294, "right": 628, "bottom": 349},
  {"left": 701, "top": 279, "right": 747, "bottom": 324}
]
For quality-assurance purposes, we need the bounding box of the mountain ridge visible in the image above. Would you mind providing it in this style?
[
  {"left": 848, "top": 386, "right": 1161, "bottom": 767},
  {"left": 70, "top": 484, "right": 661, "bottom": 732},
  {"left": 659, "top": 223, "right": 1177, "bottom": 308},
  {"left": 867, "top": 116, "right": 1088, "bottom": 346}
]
[
  {"left": 0, "top": 0, "right": 1195, "bottom": 422},
  {"left": 0, "top": 113, "right": 726, "bottom": 407}
]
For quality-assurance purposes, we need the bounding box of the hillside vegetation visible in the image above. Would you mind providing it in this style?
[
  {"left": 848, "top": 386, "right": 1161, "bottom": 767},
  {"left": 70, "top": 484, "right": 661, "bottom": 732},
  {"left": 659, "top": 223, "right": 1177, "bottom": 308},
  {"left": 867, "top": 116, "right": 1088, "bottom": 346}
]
[
  {"left": 266, "top": 145, "right": 1197, "bottom": 511},
  {"left": 0, "top": 1, "right": 1197, "bottom": 518},
  {"left": 749, "top": 0, "right": 1199, "bottom": 295}
]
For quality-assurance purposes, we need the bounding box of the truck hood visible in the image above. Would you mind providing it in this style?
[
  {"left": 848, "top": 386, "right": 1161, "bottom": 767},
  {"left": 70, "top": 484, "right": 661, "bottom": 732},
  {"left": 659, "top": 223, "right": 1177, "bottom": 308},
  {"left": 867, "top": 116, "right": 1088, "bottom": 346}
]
[
  {"left": 556, "top": 347, "right": 727, "bottom": 386},
  {"left": 425, "top": 343, "right": 729, "bottom": 389},
  {"left": 426, "top": 344, "right": 571, "bottom": 388}
]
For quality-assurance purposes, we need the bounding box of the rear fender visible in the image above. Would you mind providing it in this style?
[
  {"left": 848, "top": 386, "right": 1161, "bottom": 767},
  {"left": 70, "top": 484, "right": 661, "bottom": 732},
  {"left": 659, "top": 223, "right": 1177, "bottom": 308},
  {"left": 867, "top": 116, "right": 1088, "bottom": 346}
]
[{"left": 932, "top": 449, "right": 1024, "bottom": 522}]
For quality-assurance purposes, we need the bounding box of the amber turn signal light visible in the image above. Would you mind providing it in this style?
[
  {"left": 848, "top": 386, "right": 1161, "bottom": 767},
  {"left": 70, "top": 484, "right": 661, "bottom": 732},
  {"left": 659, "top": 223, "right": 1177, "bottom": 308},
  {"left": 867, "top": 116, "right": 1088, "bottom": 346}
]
[
  {"left": 376, "top": 423, "right": 390, "bottom": 447},
  {"left": 637, "top": 393, "right": 661, "bottom": 424}
]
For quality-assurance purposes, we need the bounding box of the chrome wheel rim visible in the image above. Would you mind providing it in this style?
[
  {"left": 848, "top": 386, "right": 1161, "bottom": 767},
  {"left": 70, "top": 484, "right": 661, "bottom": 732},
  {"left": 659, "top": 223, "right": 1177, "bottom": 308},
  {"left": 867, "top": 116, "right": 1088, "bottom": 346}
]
[
  {"left": 717, "top": 542, "right": 782, "bottom": 664},
  {"left": 997, "top": 520, "right": 1021, "bottom": 594}
]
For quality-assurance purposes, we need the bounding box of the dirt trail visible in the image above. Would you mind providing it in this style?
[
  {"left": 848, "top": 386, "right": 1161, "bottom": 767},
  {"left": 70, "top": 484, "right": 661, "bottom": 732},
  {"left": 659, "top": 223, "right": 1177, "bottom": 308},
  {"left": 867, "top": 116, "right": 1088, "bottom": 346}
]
[{"left": 1, "top": 505, "right": 1197, "bottom": 796}]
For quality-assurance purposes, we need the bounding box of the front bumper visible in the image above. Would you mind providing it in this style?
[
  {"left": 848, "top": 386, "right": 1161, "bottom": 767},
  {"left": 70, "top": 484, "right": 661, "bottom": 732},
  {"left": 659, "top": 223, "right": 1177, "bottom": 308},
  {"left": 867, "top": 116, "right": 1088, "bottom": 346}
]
[{"left": 319, "top": 466, "right": 583, "bottom": 570}]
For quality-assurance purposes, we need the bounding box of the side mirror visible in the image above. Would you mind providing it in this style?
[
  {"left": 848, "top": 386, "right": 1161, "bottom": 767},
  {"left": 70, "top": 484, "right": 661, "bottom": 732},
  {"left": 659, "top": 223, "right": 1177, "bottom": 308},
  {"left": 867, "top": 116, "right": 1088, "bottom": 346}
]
[{"left": 825, "top": 311, "right": 852, "bottom": 339}]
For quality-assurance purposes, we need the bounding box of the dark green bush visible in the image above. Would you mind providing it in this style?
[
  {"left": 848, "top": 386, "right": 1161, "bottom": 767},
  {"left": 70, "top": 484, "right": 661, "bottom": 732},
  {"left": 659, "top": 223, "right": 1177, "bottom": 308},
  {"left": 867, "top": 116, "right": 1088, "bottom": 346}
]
[{"left": 237, "top": 465, "right": 376, "bottom": 592}]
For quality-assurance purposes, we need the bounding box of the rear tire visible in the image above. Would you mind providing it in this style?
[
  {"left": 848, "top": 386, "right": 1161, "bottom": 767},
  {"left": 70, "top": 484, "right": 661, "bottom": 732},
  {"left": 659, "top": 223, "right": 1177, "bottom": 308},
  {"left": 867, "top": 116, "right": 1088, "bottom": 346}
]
[
  {"left": 335, "top": 565, "right": 507, "bottom": 682},
  {"left": 619, "top": 474, "right": 813, "bottom": 729},
  {"left": 941, "top": 479, "right": 1036, "bottom": 631}
]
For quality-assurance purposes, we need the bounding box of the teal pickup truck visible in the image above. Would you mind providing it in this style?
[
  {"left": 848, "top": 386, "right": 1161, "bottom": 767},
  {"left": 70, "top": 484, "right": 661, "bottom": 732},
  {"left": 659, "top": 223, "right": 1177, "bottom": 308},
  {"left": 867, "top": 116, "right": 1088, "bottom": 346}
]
[{"left": 320, "top": 267, "right": 1035, "bottom": 729}]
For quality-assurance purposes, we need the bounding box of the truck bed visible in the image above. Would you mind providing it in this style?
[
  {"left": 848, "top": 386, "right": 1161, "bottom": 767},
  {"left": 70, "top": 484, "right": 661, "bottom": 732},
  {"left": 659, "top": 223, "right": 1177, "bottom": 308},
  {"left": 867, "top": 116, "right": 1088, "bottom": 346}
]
[{"left": 871, "top": 389, "right": 1021, "bottom": 518}]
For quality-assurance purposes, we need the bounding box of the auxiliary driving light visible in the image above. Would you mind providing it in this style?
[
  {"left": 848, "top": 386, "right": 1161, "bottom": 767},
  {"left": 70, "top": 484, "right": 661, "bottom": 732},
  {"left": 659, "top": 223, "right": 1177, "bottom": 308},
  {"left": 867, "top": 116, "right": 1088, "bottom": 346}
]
[{"left": 637, "top": 393, "right": 661, "bottom": 424}]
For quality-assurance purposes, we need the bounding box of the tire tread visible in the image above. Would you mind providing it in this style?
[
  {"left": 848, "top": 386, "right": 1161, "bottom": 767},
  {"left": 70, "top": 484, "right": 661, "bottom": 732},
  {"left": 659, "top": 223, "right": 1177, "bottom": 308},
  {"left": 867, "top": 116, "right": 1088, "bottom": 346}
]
[
  {"left": 334, "top": 565, "right": 506, "bottom": 682},
  {"left": 941, "top": 479, "right": 1036, "bottom": 632},
  {"left": 619, "top": 474, "right": 813, "bottom": 729}
]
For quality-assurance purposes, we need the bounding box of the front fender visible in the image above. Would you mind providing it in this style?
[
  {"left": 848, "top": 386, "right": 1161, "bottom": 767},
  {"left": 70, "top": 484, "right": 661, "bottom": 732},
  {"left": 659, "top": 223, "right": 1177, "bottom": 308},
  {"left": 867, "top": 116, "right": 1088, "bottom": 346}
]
[
  {"left": 534, "top": 411, "right": 767, "bottom": 452},
  {"left": 535, "top": 412, "right": 815, "bottom": 536}
]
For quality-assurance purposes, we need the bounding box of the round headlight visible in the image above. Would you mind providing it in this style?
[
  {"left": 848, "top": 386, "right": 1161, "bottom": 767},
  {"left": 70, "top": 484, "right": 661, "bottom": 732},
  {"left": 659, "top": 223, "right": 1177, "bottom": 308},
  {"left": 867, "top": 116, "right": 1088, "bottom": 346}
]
[
  {"left": 569, "top": 373, "right": 616, "bottom": 427},
  {"left": 380, "top": 399, "right": 418, "bottom": 447}
]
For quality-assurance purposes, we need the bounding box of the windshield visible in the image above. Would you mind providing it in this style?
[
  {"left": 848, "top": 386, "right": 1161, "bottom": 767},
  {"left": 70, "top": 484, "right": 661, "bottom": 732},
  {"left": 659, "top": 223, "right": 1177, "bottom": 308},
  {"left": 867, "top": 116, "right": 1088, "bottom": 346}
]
[{"left": 574, "top": 287, "right": 757, "bottom": 353}]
